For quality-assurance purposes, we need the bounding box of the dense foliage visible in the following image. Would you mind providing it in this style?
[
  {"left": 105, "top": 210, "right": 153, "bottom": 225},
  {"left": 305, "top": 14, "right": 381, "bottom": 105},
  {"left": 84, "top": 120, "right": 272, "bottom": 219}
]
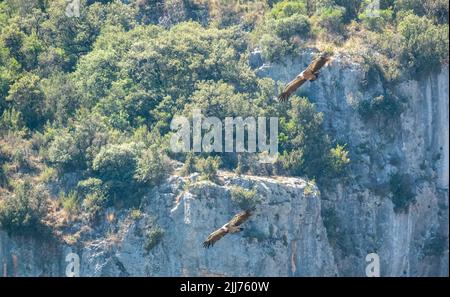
[{"left": 0, "top": 179, "right": 47, "bottom": 234}]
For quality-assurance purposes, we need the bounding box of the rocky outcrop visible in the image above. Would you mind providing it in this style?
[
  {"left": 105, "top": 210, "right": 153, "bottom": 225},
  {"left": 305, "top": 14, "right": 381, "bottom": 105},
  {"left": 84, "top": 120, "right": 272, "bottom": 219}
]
[
  {"left": 1, "top": 172, "right": 338, "bottom": 276},
  {"left": 255, "top": 51, "right": 449, "bottom": 276}
]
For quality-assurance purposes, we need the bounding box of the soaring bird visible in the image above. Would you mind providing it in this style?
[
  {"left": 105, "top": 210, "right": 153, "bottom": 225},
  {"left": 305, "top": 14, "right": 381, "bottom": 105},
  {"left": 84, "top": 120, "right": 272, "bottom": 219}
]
[
  {"left": 278, "top": 53, "right": 331, "bottom": 102},
  {"left": 202, "top": 210, "right": 252, "bottom": 248}
]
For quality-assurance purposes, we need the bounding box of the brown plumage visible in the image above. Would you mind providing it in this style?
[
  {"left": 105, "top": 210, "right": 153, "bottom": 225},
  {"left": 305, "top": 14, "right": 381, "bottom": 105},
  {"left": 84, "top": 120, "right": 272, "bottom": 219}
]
[
  {"left": 202, "top": 210, "right": 252, "bottom": 248},
  {"left": 278, "top": 53, "right": 331, "bottom": 102}
]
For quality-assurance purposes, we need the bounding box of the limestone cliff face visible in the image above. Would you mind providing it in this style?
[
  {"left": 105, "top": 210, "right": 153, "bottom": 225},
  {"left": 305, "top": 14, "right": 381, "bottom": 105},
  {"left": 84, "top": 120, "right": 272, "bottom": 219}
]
[
  {"left": 82, "top": 173, "right": 338, "bottom": 277},
  {"left": 256, "top": 51, "right": 449, "bottom": 276},
  {"left": 1, "top": 173, "right": 337, "bottom": 277},
  {"left": 0, "top": 54, "right": 448, "bottom": 277}
]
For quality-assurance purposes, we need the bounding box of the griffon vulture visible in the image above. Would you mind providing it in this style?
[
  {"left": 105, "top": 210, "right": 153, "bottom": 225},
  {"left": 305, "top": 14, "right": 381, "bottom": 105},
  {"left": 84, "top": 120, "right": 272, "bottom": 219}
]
[
  {"left": 202, "top": 210, "right": 252, "bottom": 248},
  {"left": 278, "top": 53, "right": 331, "bottom": 102}
]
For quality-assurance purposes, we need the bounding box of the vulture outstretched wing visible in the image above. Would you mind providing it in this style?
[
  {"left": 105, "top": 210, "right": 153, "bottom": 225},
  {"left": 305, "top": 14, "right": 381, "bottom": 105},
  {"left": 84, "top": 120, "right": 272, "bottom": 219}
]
[
  {"left": 277, "top": 76, "right": 307, "bottom": 102},
  {"left": 202, "top": 210, "right": 252, "bottom": 248},
  {"left": 278, "top": 53, "right": 331, "bottom": 102},
  {"left": 202, "top": 228, "right": 228, "bottom": 248},
  {"left": 306, "top": 53, "right": 331, "bottom": 74},
  {"left": 228, "top": 209, "right": 252, "bottom": 227}
]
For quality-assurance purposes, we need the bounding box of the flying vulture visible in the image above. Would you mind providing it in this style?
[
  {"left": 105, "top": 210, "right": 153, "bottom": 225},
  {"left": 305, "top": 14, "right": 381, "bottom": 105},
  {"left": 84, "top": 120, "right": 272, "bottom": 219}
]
[
  {"left": 202, "top": 210, "right": 252, "bottom": 248},
  {"left": 278, "top": 53, "right": 331, "bottom": 102}
]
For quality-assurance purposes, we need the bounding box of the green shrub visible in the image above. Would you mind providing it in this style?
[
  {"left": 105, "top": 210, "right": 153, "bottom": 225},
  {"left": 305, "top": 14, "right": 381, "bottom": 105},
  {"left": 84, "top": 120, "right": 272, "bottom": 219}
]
[
  {"left": 389, "top": 172, "right": 416, "bottom": 213},
  {"left": 357, "top": 94, "right": 403, "bottom": 121},
  {"left": 0, "top": 180, "right": 46, "bottom": 234},
  {"left": 304, "top": 179, "right": 317, "bottom": 196},
  {"left": 82, "top": 192, "right": 108, "bottom": 220},
  {"left": 45, "top": 112, "right": 109, "bottom": 171},
  {"left": 60, "top": 191, "right": 79, "bottom": 217},
  {"left": 196, "top": 156, "right": 221, "bottom": 181},
  {"left": 358, "top": 8, "right": 393, "bottom": 31},
  {"left": 271, "top": 0, "right": 307, "bottom": 19},
  {"left": 0, "top": 162, "right": 6, "bottom": 188},
  {"left": 259, "top": 33, "right": 293, "bottom": 62},
  {"left": 39, "top": 166, "right": 57, "bottom": 183},
  {"left": 200, "top": 0, "right": 265, "bottom": 28},
  {"left": 328, "top": 144, "right": 350, "bottom": 176},
  {"left": 73, "top": 49, "right": 120, "bottom": 109},
  {"left": 274, "top": 13, "right": 311, "bottom": 40},
  {"left": 144, "top": 226, "right": 164, "bottom": 251},
  {"left": 45, "top": 128, "right": 77, "bottom": 167},
  {"left": 12, "top": 145, "right": 30, "bottom": 170},
  {"left": 180, "top": 153, "right": 196, "bottom": 176},
  {"left": 397, "top": 12, "right": 449, "bottom": 76},
  {"left": 5, "top": 73, "right": 46, "bottom": 129},
  {"left": 1, "top": 24, "right": 25, "bottom": 66},
  {"left": 0, "top": 108, "right": 27, "bottom": 136},
  {"left": 134, "top": 146, "right": 168, "bottom": 186},
  {"left": 394, "top": 0, "right": 449, "bottom": 24},
  {"left": 130, "top": 209, "right": 142, "bottom": 220},
  {"left": 92, "top": 143, "right": 138, "bottom": 182},
  {"left": 314, "top": 6, "right": 346, "bottom": 34},
  {"left": 21, "top": 31, "right": 43, "bottom": 70},
  {"left": 256, "top": 2, "right": 310, "bottom": 61},
  {"left": 364, "top": 10, "right": 449, "bottom": 81},
  {"left": 234, "top": 153, "right": 250, "bottom": 175},
  {"left": 276, "top": 97, "right": 337, "bottom": 180},
  {"left": 76, "top": 178, "right": 105, "bottom": 197},
  {"left": 41, "top": 73, "right": 78, "bottom": 124},
  {"left": 229, "top": 186, "right": 260, "bottom": 210},
  {"left": 278, "top": 149, "right": 304, "bottom": 176}
]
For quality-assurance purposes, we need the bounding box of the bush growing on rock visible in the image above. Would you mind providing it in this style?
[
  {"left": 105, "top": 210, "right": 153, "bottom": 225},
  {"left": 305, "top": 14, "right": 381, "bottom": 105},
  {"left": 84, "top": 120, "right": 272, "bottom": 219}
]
[
  {"left": 0, "top": 108, "right": 27, "bottom": 137},
  {"left": 5, "top": 73, "right": 46, "bottom": 129},
  {"left": 258, "top": 33, "right": 293, "bottom": 62},
  {"left": 144, "top": 226, "right": 164, "bottom": 251},
  {"left": 328, "top": 144, "right": 350, "bottom": 177},
  {"left": 276, "top": 97, "right": 349, "bottom": 181},
  {"left": 76, "top": 178, "right": 105, "bottom": 198},
  {"left": 196, "top": 156, "right": 221, "bottom": 181},
  {"left": 312, "top": 6, "right": 346, "bottom": 36},
  {"left": 134, "top": 146, "right": 168, "bottom": 186},
  {"left": 357, "top": 94, "right": 403, "bottom": 122},
  {"left": 229, "top": 186, "right": 260, "bottom": 210},
  {"left": 0, "top": 180, "right": 47, "bottom": 235},
  {"left": 271, "top": 0, "right": 307, "bottom": 19},
  {"left": 46, "top": 130, "right": 80, "bottom": 170},
  {"left": 358, "top": 8, "right": 393, "bottom": 32},
  {"left": 92, "top": 143, "right": 138, "bottom": 182},
  {"left": 274, "top": 13, "right": 311, "bottom": 41},
  {"left": 45, "top": 111, "right": 109, "bottom": 171},
  {"left": 60, "top": 191, "right": 79, "bottom": 217},
  {"left": 397, "top": 11, "right": 449, "bottom": 76},
  {"left": 82, "top": 192, "right": 108, "bottom": 221},
  {"left": 180, "top": 153, "right": 196, "bottom": 177},
  {"left": 389, "top": 172, "right": 416, "bottom": 213}
]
